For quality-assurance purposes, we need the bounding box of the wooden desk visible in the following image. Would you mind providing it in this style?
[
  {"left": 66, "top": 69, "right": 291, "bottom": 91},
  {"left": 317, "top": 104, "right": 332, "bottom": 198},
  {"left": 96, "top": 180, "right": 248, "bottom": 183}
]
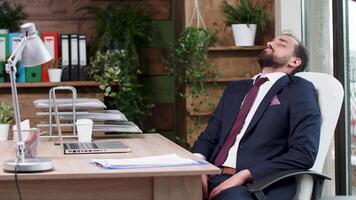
[{"left": 0, "top": 134, "right": 220, "bottom": 200}]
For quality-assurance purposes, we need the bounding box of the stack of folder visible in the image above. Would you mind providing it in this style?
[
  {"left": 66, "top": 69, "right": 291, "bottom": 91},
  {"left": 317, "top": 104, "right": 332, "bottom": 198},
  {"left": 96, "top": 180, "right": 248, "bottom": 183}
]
[{"left": 60, "top": 34, "right": 87, "bottom": 81}]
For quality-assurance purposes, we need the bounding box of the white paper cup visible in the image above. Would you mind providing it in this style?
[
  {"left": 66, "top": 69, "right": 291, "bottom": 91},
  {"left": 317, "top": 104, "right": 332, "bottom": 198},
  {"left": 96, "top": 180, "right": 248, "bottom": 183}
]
[
  {"left": 0, "top": 124, "right": 9, "bottom": 141},
  {"left": 76, "top": 119, "right": 93, "bottom": 142}
]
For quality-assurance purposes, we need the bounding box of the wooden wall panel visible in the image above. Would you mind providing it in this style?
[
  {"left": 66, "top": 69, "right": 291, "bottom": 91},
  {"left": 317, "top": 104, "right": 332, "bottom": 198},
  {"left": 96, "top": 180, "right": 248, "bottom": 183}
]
[
  {"left": 19, "top": 0, "right": 171, "bottom": 74},
  {"left": 185, "top": 84, "right": 225, "bottom": 116},
  {"left": 208, "top": 48, "right": 263, "bottom": 81},
  {"left": 140, "top": 48, "right": 169, "bottom": 75},
  {"left": 186, "top": 115, "right": 209, "bottom": 146},
  {"left": 143, "top": 103, "right": 173, "bottom": 131},
  {"left": 13, "top": 0, "right": 171, "bottom": 20},
  {"left": 22, "top": 19, "right": 97, "bottom": 38},
  {"left": 184, "top": 0, "right": 274, "bottom": 46}
]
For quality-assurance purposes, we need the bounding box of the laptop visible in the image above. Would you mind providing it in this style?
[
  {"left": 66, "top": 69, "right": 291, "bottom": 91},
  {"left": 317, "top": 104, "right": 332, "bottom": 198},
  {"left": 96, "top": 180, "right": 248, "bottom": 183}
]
[
  {"left": 63, "top": 141, "right": 131, "bottom": 154},
  {"left": 56, "top": 117, "right": 131, "bottom": 154}
]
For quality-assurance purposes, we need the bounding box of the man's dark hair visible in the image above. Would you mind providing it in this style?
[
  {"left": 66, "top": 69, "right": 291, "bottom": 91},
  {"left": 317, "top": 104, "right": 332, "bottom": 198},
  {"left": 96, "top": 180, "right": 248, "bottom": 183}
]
[{"left": 283, "top": 33, "right": 309, "bottom": 74}]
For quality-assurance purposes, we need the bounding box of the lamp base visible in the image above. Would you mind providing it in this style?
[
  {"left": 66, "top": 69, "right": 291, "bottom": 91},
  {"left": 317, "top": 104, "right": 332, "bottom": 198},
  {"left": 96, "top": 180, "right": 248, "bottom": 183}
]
[{"left": 3, "top": 158, "right": 54, "bottom": 173}]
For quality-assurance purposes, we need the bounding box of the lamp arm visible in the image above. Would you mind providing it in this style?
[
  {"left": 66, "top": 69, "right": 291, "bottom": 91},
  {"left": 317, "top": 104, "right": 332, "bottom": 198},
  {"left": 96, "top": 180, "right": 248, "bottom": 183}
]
[
  {"left": 5, "top": 37, "right": 27, "bottom": 162},
  {"left": 7, "top": 37, "right": 27, "bottom": 67}
]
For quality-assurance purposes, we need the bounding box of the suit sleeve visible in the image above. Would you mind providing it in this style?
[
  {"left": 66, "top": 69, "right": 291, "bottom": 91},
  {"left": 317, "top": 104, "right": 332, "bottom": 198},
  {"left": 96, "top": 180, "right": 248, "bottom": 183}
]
[
  {"left": 248, "top": 80, "right": 321, "bottom": 181},
  {"left": 191, "top": 85, "right": 228, "bottom": 160}
]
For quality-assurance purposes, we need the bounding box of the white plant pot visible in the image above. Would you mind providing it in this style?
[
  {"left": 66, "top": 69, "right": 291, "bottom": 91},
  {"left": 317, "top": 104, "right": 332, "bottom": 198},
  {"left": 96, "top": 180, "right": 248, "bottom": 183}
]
[
  {"left": 48, "top": 69, "right": 62, "bottom": 82},
  {"left": 232, "top": 24, "right": 257, "bottom": 46},
  {"left": 0, "top": 29, "right": 9, "bottom": 34},
  {"left": 0, "top": 124, "right": 10, "bottom": 141}
]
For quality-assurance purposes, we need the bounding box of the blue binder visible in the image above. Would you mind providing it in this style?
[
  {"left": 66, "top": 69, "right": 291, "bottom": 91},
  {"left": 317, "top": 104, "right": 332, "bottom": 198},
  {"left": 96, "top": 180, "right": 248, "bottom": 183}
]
[
  {"left": 0, "top": 34, "right": 8, "bottom": 83},
  {"left": 9, "top": 32, "right": 26, "bottom": 82}
]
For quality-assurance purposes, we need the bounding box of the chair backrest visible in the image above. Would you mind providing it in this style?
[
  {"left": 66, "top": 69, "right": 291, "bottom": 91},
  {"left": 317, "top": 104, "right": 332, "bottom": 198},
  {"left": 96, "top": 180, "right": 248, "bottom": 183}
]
[{"left": 293, "top": 72, "right": 344, "bottom": 200}]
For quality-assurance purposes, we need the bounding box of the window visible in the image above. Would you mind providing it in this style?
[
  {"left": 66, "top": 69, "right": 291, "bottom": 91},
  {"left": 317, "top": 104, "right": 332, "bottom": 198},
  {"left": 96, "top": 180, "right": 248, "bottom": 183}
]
[{"left": 348, "top": 0, "right": 356, "bottom": 194}]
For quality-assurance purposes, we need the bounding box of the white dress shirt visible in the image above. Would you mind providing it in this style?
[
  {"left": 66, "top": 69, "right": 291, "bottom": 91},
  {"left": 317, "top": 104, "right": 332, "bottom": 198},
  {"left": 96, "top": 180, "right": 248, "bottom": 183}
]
[{"left": 222, "top": 72, "right": 286, "bottom": 168}]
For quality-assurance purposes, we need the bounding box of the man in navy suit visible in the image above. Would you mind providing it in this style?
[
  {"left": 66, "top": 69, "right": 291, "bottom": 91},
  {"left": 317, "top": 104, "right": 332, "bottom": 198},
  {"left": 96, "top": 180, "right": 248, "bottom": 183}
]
[{"left": 192, "top": 34, "right": 321, "bottom": 200}]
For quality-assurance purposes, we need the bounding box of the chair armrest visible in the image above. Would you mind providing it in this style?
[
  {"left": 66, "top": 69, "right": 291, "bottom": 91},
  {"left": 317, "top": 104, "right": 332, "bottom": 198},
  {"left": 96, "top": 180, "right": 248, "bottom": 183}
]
[{"left": 247, "top": 169, "right": 331, "bottom": 200}]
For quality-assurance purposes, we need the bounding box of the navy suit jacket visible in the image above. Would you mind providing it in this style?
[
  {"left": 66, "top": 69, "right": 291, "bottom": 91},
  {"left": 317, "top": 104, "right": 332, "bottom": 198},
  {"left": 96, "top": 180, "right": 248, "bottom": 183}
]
[{"left": 192, "top": 75, "right": 321, "bottom": 181}]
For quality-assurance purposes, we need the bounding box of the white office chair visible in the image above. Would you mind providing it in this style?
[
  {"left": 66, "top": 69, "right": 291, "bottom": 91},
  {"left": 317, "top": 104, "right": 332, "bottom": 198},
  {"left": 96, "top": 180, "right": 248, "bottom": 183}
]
[{"left": 248, "top": 72, "right": 344, "bottom": 200}]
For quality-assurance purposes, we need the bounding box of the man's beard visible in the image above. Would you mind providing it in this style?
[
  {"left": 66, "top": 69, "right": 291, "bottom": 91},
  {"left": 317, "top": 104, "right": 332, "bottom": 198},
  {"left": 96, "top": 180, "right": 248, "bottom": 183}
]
[{"left": 257, "top": 48, "right": 287, "bottom": 69}]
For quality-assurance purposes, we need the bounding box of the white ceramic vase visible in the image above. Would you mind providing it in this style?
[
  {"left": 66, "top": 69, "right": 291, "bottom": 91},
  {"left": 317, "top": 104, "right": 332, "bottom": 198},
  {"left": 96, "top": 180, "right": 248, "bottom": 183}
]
[
  {"left": 48, "top": 68, "right": 62, "bottom": 82},
  {"left": 0, "top": 29, "right": 9, "bottom": 34},
  {"left": 231, "top": 24, "right": 257, "bottom": 46},
  {"left": 0, "top": 124, "right": 10, "bottom": 141}
]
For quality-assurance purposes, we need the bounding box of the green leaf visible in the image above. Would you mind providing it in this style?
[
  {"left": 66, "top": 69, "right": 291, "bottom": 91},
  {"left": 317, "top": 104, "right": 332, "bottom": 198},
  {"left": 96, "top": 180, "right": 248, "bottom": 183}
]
[
  {"left": 221, "top": 0, "right": 268, "bottom": 30},
  {"left": 0, "top": 102, "right": 13, "bottom": 124}
]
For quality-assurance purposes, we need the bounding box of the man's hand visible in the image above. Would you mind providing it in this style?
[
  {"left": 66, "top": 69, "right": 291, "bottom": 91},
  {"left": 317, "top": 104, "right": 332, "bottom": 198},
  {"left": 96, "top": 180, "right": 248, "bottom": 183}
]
[
  {"left": 208, "top": 169, "right": 252, "bottom": 200},
  {"left": 202, "top": 175, "right": 208, "bottom": 199}
]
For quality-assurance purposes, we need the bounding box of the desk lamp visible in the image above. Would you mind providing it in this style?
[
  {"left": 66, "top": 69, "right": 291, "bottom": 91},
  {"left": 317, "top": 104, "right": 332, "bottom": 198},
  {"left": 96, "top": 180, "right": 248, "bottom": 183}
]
[{"left": 3, "top": 23, "right": 54, "bottom": 172}]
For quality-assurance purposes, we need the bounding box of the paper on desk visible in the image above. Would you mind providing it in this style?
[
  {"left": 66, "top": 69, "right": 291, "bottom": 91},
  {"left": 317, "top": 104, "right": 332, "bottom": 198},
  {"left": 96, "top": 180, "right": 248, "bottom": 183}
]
[{"left": 90, "top": 154, "right": 207, "bottom": 169}]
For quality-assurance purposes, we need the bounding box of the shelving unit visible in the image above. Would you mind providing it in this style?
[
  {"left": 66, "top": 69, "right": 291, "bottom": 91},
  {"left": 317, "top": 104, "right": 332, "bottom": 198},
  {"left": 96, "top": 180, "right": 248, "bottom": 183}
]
[
  {"left": 208, "top": 46, "right": 265, "bottom": 51},
  {"left": 0, "top": 81, "right": 99, "bottom": 88}
]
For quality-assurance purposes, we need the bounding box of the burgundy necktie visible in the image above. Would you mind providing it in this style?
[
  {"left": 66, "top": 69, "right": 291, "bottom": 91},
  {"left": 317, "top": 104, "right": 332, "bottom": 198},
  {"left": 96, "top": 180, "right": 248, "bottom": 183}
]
[{"left": 214, "top": 77, "right": 269, "bottom": 166}]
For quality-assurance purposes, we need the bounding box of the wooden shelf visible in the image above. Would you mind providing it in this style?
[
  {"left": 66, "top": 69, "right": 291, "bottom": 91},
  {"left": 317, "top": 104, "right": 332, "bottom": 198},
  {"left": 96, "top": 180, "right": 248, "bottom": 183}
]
[
  {"left": 208, "top": 46, "right": 265, "bottom": 51},
  {"left": 188, "top": 111, "right": 213, "bottom": 116},
  {"left": 206, "top": 76, "right": 251, "bottom": 83},
  {"left": 0, "top": 81, "right": 99, "bottom": 88}
]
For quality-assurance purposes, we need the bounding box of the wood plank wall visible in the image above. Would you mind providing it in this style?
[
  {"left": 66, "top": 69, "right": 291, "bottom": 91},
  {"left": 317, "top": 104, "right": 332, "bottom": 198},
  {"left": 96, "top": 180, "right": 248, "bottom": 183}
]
[
  {"left": 9, "top": 0, "right": 173, "bottom": 132},
  {"left": 15, "top": 0, "right": 171, "bottom": 39}
]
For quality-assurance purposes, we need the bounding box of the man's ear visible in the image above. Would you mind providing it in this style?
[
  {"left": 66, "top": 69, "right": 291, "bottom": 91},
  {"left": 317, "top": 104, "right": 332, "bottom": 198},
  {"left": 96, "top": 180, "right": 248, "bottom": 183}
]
[{"left": 289, "top": 57, "right": 302, "bottom": 69}]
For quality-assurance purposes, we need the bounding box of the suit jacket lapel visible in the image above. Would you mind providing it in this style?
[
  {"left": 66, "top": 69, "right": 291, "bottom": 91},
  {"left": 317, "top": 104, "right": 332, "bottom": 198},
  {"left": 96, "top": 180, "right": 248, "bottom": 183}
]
[{"left": 244, "top": 75, "right": 290, "bottom": 136}]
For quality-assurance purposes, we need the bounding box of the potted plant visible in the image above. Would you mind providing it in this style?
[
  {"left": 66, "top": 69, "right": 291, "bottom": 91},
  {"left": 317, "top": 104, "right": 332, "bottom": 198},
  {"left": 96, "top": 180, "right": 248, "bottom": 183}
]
[
  {"left": 0, "top": 102, "right": 13, "bottom": 141},
  {"left": 221, "top": 0, "right": 268, "bottom": 46},
  {"left": 79, "top": 4, "right": 158, "bottom": 55},
  {"left": 80, "top": 4, "right": 158, "bottom": 127},
  {"left": 88, "top": 49, "right": 154, "bottom": 127},
  {"left": 47, "top": 59, "right": 62, "bottom": 82},
  {"left": 0, "top": 1, "right": 24, "bottom": 34}
]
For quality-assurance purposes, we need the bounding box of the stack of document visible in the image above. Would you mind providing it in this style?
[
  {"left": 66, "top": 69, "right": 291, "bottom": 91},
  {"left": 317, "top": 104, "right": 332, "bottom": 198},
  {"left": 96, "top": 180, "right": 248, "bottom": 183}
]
[
  {"left": 37, "top": 110, "right": 128, "bottom": 121},
  {"left": 34, "top": 97, "right": 142, "bottom": 134},
  {"left": 34, "top": 98, "right": 107, "bottom": 109},
  {"left": 90, "top": 154, "right": 207, "bottom": 169},
  {"left": 93, "top": 121, "right": 142, "bottom": 133},
  {"left": 37, "top": 121, "right": 142, "bottom": 133}
]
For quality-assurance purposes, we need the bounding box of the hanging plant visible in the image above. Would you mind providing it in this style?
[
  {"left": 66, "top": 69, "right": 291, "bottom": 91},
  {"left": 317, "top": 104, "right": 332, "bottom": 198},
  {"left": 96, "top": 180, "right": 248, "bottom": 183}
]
[
  {"left": 168, "top": 26, "right": 219, "bottom": 139},
  {"left": 169, "top": 27, "right": 217, "bottom": 97},
  {"left": 79, "top": 3, "right": 159, "bottom": 57}
]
